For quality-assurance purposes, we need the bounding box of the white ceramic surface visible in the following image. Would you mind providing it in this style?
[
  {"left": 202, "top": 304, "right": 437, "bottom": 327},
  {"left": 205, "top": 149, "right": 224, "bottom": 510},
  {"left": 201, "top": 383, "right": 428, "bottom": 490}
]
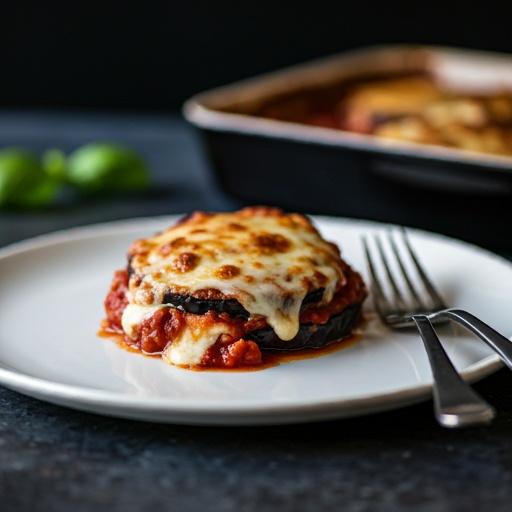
[{"left": 0, "top": 216, "right": 510, "bottom": 425}]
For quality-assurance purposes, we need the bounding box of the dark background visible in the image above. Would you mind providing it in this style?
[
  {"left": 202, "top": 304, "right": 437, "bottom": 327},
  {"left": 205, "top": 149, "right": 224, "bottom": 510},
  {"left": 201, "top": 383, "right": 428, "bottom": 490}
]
[{"left": 3, "top": 1, "right": 512, "bottom": 111}]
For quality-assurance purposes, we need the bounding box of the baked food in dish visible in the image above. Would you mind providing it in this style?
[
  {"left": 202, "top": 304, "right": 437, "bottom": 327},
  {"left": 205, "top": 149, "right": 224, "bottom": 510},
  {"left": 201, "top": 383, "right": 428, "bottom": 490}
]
[
  {"left": 103, "top": 207, "right": 367, "bottom": 369},
  {"left": 339, "top": 76, "right": 512, "bottom": 155},
  {"left": 258, "top": 74, "right": 512, "bottom": 157}
]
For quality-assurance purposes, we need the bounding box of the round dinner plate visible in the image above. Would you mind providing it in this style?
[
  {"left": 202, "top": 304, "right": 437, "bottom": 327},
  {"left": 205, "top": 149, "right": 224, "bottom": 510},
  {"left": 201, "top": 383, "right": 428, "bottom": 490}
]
[{"left": 0, "top": 216, "right": 510, "bottom": 425}]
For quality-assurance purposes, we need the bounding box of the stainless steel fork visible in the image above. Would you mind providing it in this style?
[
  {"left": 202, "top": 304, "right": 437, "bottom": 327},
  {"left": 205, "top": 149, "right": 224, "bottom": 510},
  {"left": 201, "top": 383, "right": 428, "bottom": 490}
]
[{"left": 362, "top": 229, "right": 496, "bottom": 428}]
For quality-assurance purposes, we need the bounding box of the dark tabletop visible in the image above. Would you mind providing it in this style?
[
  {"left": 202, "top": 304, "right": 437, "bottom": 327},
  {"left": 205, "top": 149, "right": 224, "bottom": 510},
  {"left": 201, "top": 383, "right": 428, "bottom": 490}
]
[{"left": 1, "top": 110, "right": 512, "bottom": 512}]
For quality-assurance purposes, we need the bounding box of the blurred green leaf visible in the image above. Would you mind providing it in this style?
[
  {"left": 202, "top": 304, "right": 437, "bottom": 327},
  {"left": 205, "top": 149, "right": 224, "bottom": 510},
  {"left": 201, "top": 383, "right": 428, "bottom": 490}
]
[
  {"left": 0, "top": 148, "right": 59, "bottom": 209},
  {"left": 66, "top": 142, "right": 150, "bottom": 195},
  {"left": 42, "top": 148, "right": 68, "bottom": 181}
]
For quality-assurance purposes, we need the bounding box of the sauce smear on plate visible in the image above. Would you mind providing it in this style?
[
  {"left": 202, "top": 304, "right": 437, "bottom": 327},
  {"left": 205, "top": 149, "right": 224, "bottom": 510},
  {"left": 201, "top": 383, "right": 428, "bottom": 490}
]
[{"left": 98, "top": 323, "right": 362, "bottom": 372}]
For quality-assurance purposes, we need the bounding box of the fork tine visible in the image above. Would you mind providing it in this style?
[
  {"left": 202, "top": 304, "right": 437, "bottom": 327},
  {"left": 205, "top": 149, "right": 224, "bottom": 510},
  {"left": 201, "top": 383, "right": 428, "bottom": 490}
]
[
  {"left": 400, "top": 227, "right": 448, "bottom": 311},
  {"left": 387, "top": 230, "right": 425, "bottom": 311},
  {"left": 374, "top": 234, "right": 407, "bottom": 312},
  {"left": 361, "top": 235, "right": 393, "bottom": 317}
]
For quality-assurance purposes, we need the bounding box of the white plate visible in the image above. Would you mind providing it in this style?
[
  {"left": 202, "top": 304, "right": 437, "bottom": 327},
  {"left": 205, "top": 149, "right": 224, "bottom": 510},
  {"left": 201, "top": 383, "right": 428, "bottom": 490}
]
[{"left": 0, "top": 216, "right": 510, "bottom": 425}]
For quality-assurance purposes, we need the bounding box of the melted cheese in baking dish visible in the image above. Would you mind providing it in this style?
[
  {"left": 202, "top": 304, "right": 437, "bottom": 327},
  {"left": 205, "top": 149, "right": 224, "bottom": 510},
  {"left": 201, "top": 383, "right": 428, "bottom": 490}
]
[{"left": 124, "top": 208, "right": 345, "bottom": 345}]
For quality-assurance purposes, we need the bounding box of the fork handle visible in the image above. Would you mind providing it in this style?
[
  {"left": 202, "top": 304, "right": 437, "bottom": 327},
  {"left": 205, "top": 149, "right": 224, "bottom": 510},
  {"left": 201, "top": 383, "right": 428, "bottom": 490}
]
[
  {"left": 431, "top": 309, "right": 512, "bottom": 372},
  {"left": 412, "top": 315, "right": 495, "bottom": 428}
]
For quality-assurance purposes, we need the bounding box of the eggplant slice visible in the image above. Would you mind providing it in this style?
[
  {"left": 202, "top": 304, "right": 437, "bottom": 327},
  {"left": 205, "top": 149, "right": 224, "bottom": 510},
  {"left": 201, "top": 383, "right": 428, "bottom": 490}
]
[
  {"left": 162, "top": 292, "right": 251, "bottom": 319},
  {"left": 161, "top": 286, "right": 362, "bottom": 350},
  {"left": 161, "top": 288, "right": 326, "bottom": 320},
  {"left": 247, "top": 303, "right": 363, "bottom": 351}
]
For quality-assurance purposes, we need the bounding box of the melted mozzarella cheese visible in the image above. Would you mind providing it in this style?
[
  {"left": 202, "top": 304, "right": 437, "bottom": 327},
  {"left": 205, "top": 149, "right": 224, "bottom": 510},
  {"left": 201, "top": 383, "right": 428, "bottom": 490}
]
[
  {"left": 163, "top": 322, "right": 230, "bottom": 366},
  {"left": 121, "top": 304, "right": 163, "bottom": 339},
  {"left": 121, "top": 304, "right": 233, "bottom": 365},
  {"left": 127, "top": 209, "right": 344, "bottom": 341}
]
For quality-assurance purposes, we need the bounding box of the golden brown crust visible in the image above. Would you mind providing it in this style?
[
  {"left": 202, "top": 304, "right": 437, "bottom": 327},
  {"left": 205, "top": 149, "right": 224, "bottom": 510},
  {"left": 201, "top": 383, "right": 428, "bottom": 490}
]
[
  {"left": 172, "top": 252, "right": 200, "bottom": 273},
  {"left": 251, "top": 232, "right": 292, "bottom": 254},
  {"left": 214, "top": 265, "right": 241, "bottom": 279},
  {"left": 127, "top": 206, "right": 346, "bottom": 304}
]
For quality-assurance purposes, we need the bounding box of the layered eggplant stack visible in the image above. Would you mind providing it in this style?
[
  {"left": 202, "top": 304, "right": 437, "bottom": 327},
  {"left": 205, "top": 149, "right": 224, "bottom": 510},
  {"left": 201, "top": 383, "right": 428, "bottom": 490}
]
[{"left": 103, "top": 207, "right": 367, "bottom": 369}]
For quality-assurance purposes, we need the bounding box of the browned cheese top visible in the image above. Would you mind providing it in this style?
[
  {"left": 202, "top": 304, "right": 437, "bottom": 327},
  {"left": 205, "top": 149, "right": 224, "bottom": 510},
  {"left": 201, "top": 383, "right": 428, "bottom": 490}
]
[{"left": 124, "top": 207, "right": 346, "bottom": 341}]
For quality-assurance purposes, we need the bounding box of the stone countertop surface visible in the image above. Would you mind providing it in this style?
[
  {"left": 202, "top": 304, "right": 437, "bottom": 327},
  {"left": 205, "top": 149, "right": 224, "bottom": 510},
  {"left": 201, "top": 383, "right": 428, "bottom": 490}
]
[{"left": 1, "top": 111, "right": 512, "bottom": 512}]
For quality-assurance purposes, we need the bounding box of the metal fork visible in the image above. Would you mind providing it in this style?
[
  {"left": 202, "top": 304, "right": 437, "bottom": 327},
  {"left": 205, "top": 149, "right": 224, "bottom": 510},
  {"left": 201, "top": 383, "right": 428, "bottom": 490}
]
[{"left": 362, "top": 229, "right": 496, "bottom": 428}]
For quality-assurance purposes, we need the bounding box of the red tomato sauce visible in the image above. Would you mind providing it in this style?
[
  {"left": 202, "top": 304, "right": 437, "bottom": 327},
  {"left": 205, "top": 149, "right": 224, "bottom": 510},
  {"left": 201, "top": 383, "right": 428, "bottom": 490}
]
[{"left": 101, "top": 267, "right": 365, "bottom": 371}]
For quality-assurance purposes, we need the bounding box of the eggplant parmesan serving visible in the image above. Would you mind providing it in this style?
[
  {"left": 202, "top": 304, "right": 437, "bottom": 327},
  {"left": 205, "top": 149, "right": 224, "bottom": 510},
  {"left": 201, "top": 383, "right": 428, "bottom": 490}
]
[{"left": 102, "top": 207, "right": 367, "bottom": 369}]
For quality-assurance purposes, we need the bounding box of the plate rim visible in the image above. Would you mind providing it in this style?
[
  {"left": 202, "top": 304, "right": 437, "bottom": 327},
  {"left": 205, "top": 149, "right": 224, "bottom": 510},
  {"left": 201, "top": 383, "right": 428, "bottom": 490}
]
[{"left": 0, "top": 215, "right": 507, "bottom": 424}]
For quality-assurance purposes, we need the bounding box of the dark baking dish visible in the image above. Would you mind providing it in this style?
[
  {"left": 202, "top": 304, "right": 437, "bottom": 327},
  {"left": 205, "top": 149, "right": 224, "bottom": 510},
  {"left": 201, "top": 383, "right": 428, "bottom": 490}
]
[{"left": 183, "top": 45, "right": 512, "bottom": 253}]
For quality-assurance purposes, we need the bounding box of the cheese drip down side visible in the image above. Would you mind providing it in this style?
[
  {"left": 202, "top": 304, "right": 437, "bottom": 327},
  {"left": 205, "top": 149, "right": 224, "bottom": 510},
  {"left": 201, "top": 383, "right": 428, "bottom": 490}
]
[{"left": 127, "top": 209, "right": 345, "bottom": 341}]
